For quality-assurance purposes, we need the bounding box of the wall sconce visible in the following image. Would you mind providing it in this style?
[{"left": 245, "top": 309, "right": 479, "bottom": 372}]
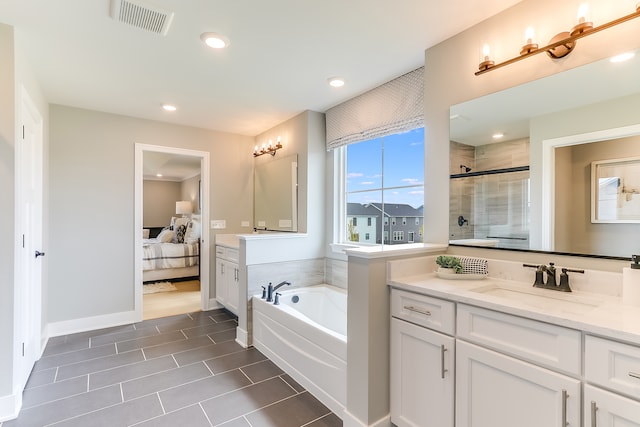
[
  {"left": 253, "top": 136, "right": 283, "bottom": 157},
  {"left": 476, "top": 3, "right": 640, "bottom": 75}
]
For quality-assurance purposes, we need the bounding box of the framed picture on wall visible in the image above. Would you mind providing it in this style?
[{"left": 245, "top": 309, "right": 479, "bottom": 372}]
[{"left": 591, "top": 156, "right": 640, "bottom": 223}]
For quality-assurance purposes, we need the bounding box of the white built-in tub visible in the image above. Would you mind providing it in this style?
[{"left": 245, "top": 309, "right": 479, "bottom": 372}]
[{"left": 252, "top": 284, "right": 347, "bottom": 417}]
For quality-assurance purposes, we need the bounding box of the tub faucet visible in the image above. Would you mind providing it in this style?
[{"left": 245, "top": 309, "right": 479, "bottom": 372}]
[{"left": 267, "top": 281, "right": 291, "bottom": 302}]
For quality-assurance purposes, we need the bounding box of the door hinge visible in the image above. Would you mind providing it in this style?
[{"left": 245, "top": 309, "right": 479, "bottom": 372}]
[
  {"left": 22, "top": 234, "right": 25, "bottom": 248},
  {"left": 22, "top": 125, "right": 25, "bottom": 139},
  {"left": 22, "top": 342, "right": 25, "bottom": 356}
]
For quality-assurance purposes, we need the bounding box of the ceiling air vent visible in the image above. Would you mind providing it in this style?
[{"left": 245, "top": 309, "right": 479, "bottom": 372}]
[{"left": 110, "top": 0, "right": 174, "bottom": 36}]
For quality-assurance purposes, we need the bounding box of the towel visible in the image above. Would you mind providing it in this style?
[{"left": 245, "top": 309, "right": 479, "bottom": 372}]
[{"left": 458, "top": 257, "right": 488, "bottom": 275}]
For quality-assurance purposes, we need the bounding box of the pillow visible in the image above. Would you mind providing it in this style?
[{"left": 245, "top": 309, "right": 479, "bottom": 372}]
[
  {"left": 171, "top": 216, "right": 189, "bottom": 230},
  {"left": 184, "top": 217, "right": 201, "bottom": 241},
  {"left": 175, "top": 224, "right": 187, "bottom": 243},
  {"left": 142, "top": 229, "right": 150, "bottom": 239},
  {"left": 156, "top": 229, "right": 175, "bottom": 243}
]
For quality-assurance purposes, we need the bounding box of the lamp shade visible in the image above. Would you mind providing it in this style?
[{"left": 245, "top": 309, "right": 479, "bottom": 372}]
[{"left": 176, "top": 201, "right": 192, "bottom": 215}]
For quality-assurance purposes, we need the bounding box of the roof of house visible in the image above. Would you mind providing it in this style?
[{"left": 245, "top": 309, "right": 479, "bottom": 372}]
[{"left": 347, "top": 202, "right": 422, "bottom": 217}]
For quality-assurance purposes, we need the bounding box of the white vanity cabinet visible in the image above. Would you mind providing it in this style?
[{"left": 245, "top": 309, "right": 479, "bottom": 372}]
[
  {"left": 390, "top": 289, "right": 455, "bottom": 426},
  {"left": 215, "top": 245, "right": 239, "bottom": 315},
  {"left": 584, "top": 335, "right": 640, "bottom": 426}
]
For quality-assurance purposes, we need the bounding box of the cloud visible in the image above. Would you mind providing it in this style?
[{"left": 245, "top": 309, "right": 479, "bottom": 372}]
[
  {"left": 360, "top": 181, "right": 375, "bottom": 185},
  {"left": 408, "top": 190, "right": 424, "bottom": 195},
  {"left": 402, "top": 178, "right": 423, "bottom": 184},
  {"left": 347, "top": 172, "right": 364, "bottom": 178}
]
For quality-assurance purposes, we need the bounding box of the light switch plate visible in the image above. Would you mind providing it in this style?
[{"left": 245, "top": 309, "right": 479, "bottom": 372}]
[
  {"left": 258, "top": 221, "right": 266, "bottom": 227},
  {"left": 241, "top": 221, "right": 250, "bottom": 227},
  {"left": 211, "top": 220, "right": 226, "bottom": 229},
  {"left": 279, "top": 219, "right": 292, "bottom": 228}
]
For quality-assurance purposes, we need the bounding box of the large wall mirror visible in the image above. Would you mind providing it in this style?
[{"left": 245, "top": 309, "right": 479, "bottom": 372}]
[
  {"left": 449, "top": 49, "right": 640, "bottom": 258},
  {"left": 254, "top": 154, "right": 298, "bottom": 232}
]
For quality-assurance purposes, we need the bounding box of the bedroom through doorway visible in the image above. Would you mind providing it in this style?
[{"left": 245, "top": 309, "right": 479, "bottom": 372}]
[{"left": 134, "top": 144, "right": 211, "bottom": 322}]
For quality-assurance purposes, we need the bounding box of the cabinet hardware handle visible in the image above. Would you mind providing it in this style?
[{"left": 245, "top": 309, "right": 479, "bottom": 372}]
[
  {"left": 590, "top": 401, "right": 597, "bottom": 427},
  {"left": 629, "top": 371, "right": 640, "bottom": 380},
  {"left": 221, "top": 264, "right": 225, "bottom": 274},
  {"left": 403, "top": 305, "right": 431, "bottom": 316},
  {"left": 561, "top": 389, "right": 568, "bottom": 427},
  {"left": 440, "top": 345, "right": 448, "bottom": 379}
]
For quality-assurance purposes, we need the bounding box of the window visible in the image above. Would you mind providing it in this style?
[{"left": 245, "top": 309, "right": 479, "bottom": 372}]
[
  {"left": 353, "top": 217, "right": 358, "bottom": 226},
  {"left": 365, "top": 233, "right": 370, "bottom": 240},
  {"left": 343, "top": 127, "right": 424, "bottom": 246},
  {"left": 408, "top": 231, "right": 415, "bottom": 243}
]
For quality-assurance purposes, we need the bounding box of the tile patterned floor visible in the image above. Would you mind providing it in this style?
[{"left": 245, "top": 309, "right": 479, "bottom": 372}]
[{"left": 2, "top": 309, "right": 342, "bottom": 427}]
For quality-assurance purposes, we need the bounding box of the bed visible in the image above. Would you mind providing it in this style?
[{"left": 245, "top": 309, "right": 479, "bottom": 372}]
[{"left": 143, "top": 215, "right": 200, "bottom": 282}]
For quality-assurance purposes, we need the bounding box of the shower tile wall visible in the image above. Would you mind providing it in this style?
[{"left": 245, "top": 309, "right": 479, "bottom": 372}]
[{"left": 449, "top": 139, "right": 530, "bottom": 249}]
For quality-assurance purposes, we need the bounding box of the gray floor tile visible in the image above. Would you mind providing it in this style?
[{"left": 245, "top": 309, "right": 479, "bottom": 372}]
[
  {"left": 116, "top": 330, "right": 185, "bottom": 353},
  {"left": 22, "top": 375, "right": 88, "bottom": 409},
  {"left": 217, "top": 417, "right": 252, "bottom": 427},
  {"left": 304, "top": 413, "right": 343, "bottom": 427},
  {"left": 209, "top": 328, "right": 238, "bottom": 344},
  {"left": 89, "top": 355, "right": 177, "bottom": 390},
  {"left": 49, "top": 394, "right": 163, "bottom": 427},
  {"left": 42, "top": 337, "right": 90, "bottom": 357},
  {"left": 122, "top": 361, "right": 212, "bottom": 401},
  {"left": 201, "top": 377, "right": 297, "bottom": 425},
  {"left": 142, "top": 335, "right": 213, "bottom": 359},
  {"left": 90, "top": 326, "right": 162, "bottom": 348},
  {"left": 281, "top": 374, "right": 306, "bottom": 393},
  {"left": 173, "top": 340, "right": 244, "bottom": 366},
  {"left": 245, "top": 392, "right": 331, "bottom": 427},
  {"left": 56, "top": 349, "right": 145, "bottom": 381},
  {"left": 205, "top": 347, "right": 267, "bottom": 374},
  {"left": 4, "top": 384, "right": 122, "bottom": 427},
  {"left": 60, "top": 324, "right": 136, "bottom": 343},
  {"left": 159, "top": 369, "right": 252, "bottom": 413},
  {"left": 182, "top": 319, "right": 237, "bottom": 338},
  {"left": 134, "top": 404, "right": 211, "bottom": 427},
  {"left": 33, "top": 343, "right": 117, "bottom": 372},
  {"left": 210, "top": 310, "right": 237, "bottom": 323},
  {"left": 240, "top": 359, "right": 284, "bottom": 383},
  {"left": 24, "top": 368, "right": 57, "bottom": 389},
  {"left": 155, "top": 316, "right": 217, "bottom": 334}
]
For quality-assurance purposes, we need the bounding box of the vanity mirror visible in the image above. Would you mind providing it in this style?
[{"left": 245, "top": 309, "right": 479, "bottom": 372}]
[
  {"left": 254, "top": 154, "right": 298, "bottom": 232},
  {"left": 449, "top": 49, "right": 640, "bottom": 258}
]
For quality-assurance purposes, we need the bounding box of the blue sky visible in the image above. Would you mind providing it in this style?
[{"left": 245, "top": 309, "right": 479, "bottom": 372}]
[{"left": 346, "top": 127, "right": 424, "bottom": 208}]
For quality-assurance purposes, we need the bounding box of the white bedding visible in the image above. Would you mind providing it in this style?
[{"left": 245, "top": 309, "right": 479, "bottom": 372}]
[{"left": 143, "top": 241, "right": 199, "bottom": 271}]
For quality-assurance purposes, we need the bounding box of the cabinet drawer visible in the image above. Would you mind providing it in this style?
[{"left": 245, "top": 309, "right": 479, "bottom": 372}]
[
  {"left": 215, "top": 245, "right": 239, "bottom": 262},
  {"left": 585, "top": 335, "right": 640, "bottom": 399},
  {"left": 391, "top": 289, "right": 455, "bottom": 335},
  {"left": 457, "top": 304, "right": 581, "bottom": 376}
]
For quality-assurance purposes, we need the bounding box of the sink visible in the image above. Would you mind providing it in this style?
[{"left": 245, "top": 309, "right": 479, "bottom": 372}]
[{"left": 470, "top": 283, "right": 603, "bottom": 315}]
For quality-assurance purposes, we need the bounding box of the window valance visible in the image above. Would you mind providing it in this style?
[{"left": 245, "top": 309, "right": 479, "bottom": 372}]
[{"left": 325, "top": 66, "right": 424, "bottom": 150}]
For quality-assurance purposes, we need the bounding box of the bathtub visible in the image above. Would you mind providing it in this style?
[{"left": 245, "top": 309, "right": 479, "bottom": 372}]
[{"left": 252, "top": 284, "right": 347, "bottom": 417}]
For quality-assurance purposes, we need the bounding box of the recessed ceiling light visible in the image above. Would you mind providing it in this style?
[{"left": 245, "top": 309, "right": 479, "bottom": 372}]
[
  {"left": 492, "top": 133, "right": 504, "bottom": 139},
  {"left": 200, "top": 32, "right": 230, "bottom": 49},
  {"left": 162, "top": 104, "right": 177, "bottom": 112},
  {"left": 328, "top": 77, "right": 345, "bottom": 88},
  {"left": 156, "top": 173, "right": 163, "bottom": 177},
  {"left": 610, "top": 52, "right": 635, "bottom": 63}
]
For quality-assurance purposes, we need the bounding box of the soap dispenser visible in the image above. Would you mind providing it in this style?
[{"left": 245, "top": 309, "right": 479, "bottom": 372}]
[{"left": 622, "top": 255, "right": 640, "bottom": 307}]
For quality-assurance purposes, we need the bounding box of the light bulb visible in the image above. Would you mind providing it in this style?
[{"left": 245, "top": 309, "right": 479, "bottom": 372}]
[
  {"left": 482, "top": 44, "right": 491, "bottom": 61},
  {"left": 577, "top": 3, "right": 589, "bottom": 24},
  {"left": 524, "top": 27, "right": 535, "bottom": 45}
]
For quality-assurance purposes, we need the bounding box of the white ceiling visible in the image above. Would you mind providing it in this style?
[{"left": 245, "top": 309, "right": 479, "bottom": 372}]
[{"left": 0, "top": 0, "right": 523, "bottom": 137}]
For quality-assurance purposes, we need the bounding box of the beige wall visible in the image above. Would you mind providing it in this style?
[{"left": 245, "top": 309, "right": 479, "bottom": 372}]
[
  {"left": 555, "top": 135, "right": 640, "bottom": 256},
  {"left": 143, "top": 180, "right": 182, "bottom": 227},
  {"left": 49, "top": 105, "right": 254, "bottom": 322},
  {"left": 181, "top": 174, "right": 201, "bottom": 214}
]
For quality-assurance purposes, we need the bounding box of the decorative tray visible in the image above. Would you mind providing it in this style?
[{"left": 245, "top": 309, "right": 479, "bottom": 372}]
[{"left": 436, "top": 272, "right": 488, "bottom": 280}]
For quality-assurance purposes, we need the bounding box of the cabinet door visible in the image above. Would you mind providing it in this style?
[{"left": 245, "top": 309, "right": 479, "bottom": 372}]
[
  {"left": 215, "top": 258, "right": 227, "bottom": 306},
  {"left": 456, "top": 340, "right": 580, "bottom": 427},
  {"left": 391, "top": 318, "right": 454, "bottom": 427},
  {"left": 226, "top": 263, "right": 239, "bottom": 315},
  {"left": 585, "top": 385, "right": 640, "bottom": 427}
]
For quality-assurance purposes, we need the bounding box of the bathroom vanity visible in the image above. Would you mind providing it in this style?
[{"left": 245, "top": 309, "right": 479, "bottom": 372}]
[{"left": 388, "top": 256, "right": 640, "bottom": 427}]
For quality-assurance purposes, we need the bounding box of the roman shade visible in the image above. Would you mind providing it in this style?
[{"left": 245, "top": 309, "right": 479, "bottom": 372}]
[{"left": 325, "top": 66, "right": 424, "bottom": 150}]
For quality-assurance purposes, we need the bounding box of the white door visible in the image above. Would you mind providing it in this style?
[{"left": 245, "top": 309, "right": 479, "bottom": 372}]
[
  {"left": 391, "top": 318, "right": 455, "bottom": 427},
  {"left": 456, "top": 340, "right": 580, "bottom": 427},
  {"left": 16, "top": 88, "right": 44, "bottom": 387},
  {"left": 585, "top": 385, "right": 640, "bottom": 426}
]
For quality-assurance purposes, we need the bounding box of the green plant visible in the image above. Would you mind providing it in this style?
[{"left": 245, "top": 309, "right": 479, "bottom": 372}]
[{"left": 436, "top": 255, "right": 463, "bottom": 273}]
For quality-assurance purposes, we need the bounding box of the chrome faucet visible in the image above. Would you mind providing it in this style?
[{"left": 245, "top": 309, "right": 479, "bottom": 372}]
[{"left": 267, "top": 281, "right": 291, "bottom": 302}]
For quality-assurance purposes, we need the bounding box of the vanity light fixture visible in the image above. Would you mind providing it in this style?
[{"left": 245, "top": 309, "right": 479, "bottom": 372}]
[
  {"left": 253, "top": 136, "right": 283, "bottom": 157},
  {"left": 200, "top": 32, "right": 230, "bottom": 49},
  {"left": 476, "top": 3, "right": 640, "bottom": 75}
]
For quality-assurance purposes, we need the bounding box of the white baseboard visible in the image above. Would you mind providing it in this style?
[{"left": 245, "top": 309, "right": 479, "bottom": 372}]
[
  {"left": 342, "top": 409, "right": 391, "bottom": 427},
  {"left": 0, "top": 390, "right": 21, "bottom": 423},
  {"left": 207, "top": 298, "right": 224, "bottom": 311},
  {"left": 235, "top": 326, "right": 248, "bottom": 348},
  {"left": 47, "top": 310, "right": 137, "bottom": 338}
]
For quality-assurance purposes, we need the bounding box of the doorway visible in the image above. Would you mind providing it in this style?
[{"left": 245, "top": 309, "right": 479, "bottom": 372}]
[{"left": 134, "top": 144, "right": 210, "bottom": 322}]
